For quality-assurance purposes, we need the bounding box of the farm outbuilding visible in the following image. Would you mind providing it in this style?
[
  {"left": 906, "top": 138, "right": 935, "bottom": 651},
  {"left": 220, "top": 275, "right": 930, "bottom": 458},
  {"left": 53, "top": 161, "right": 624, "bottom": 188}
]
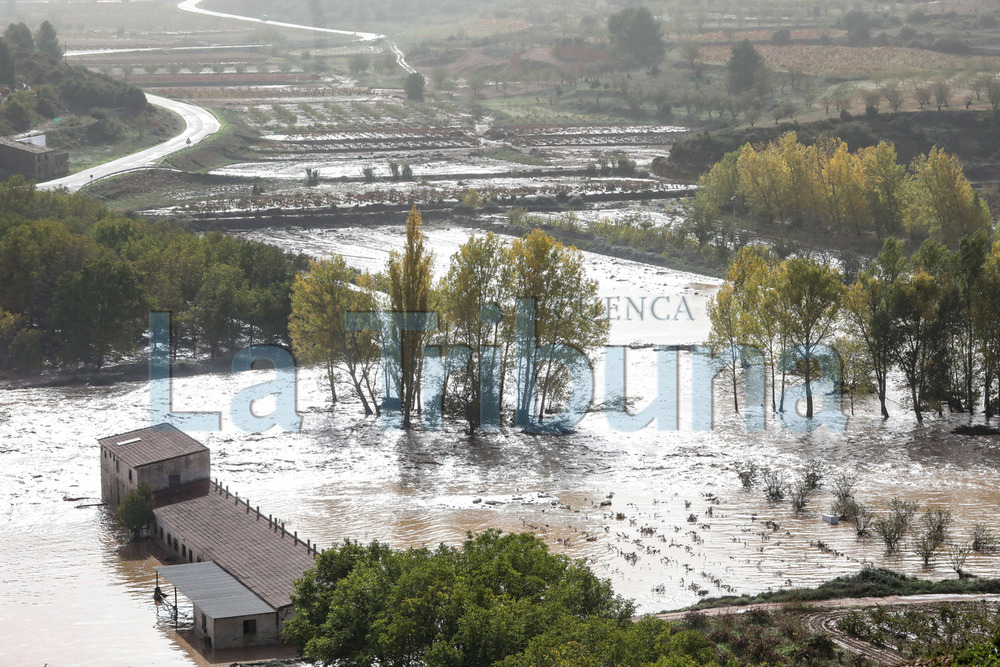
[
  {"left": 99, "top": 424, "right": 210, "bottom": 506},
  {"left": 154, "top": 561, "right": 278, "bottom": 649}
]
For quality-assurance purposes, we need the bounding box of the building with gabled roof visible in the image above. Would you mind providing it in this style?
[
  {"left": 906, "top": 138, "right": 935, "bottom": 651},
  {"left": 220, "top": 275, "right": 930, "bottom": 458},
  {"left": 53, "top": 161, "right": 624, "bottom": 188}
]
[
  {"left": 99, "top": 423, "right": 210, "bottom": 506},
  {"left": 99, "top": 426, "right": 318, "bottom": 650}
]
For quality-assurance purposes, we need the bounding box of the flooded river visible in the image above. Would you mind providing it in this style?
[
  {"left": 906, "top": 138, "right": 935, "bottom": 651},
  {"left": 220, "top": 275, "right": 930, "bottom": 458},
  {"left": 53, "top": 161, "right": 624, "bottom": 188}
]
[{"left": 3, "top": 224, "right": 1000, "bottom": 666}]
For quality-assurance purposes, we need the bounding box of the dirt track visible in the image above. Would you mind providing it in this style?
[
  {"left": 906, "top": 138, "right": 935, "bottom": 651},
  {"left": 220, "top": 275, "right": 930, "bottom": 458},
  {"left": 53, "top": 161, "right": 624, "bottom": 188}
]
[{"left": 648, "top": 593, "right": 1000, "bottom": 665}]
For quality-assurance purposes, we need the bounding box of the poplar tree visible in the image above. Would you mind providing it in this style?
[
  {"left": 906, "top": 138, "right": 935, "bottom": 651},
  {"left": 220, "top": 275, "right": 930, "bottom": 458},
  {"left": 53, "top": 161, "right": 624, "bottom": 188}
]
[{"left": 387, "top": 206, "right": 433, "bottom": 428}]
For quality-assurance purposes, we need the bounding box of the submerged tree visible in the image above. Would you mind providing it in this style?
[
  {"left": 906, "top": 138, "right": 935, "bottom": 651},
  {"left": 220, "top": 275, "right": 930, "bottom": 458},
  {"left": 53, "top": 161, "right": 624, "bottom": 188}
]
[
  {"left": 289, "top": 255, "right": 382, "bottom": 415},
  {"left": 508, "top": 229, "right": 608, "bottom": 427},
  {"left": 116, "top": 482, "right": 155, "bottom": 541},
  {"left": 387, "top": 206, "right": 434, "bottom": 428},
  {"left": 774, "top": 258, "right": 843, "bottom": 418},
  {"left": 441, "top": 233, "right": 513, "bottom": 431}
]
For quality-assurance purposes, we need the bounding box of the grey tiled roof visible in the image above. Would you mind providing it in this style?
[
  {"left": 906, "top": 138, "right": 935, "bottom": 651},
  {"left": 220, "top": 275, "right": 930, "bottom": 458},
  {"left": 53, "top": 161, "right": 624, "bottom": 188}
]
[
  {"left": 154, "top": 485, "right": 316, "bottom": 610},
  {"left": 98, "top": 424, "right": 208, "bottom": 469}
]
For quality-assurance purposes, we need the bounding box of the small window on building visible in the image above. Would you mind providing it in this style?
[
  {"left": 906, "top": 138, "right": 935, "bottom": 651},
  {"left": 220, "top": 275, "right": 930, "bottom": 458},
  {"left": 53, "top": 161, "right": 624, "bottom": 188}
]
[
  {"left": 182, "top": 545, "right": 186, "bottom": 557},
  {"left": 167, "top": 532, "right": 171, "bottom": 545},
  {"left": 115, "top": 460, "right": 120, "bottom": 472},
  {"left": 243, "top": 619, "right": 257, "bottom": 635},
  {"left": 189, "top": 552, "right": 193, "bottom": 562},
  {"left": 169, "top": 474, "right": 181, "bottom": 487},
  {"left": 159, "top": 527, "right": 164, "bottom": 539},
  {"left": 128, "top": 469, "right": 132, "bottom": 481},
  {"left": 201, "top": 613, "right": 207, "bottom": 632}
]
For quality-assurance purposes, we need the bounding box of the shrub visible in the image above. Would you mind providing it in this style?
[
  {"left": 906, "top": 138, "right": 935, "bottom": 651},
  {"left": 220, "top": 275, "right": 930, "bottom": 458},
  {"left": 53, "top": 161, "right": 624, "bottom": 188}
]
[
  {"left": 790, "top": 480, "right": 810, "bottom": 512},
  {"left": 972, "top": 524, "right": 998, "bottom": 553},
  {"left": 733, "top": 460, "right": 759, "bottom": 490},
  {"left": 116, "top": 482, "right": 156, "bottom": 540},
  {"left": 802, "top": 461, "right": 824, "bottom": 491},
  {"left": 875, "top": 513, "right": 908, "bottom": 554},
  {"left": 949, "top": 542, "right": 972, "bottom": 577},
  {"left": 913, "top": 530, "right": 940, "bottom": 566},
  {"left": 760, "top": 467, "right": 787, "bottom": 502}
]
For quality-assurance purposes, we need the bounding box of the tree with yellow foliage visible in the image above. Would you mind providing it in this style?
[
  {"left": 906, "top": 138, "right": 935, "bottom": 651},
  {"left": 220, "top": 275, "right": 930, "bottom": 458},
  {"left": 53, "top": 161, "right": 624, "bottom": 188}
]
[
  {"left": 387, "top": 206, "right": 435, "bottom": 428},
  {"left": 906, "top": 147, "right": 993, "bottom": 242}
]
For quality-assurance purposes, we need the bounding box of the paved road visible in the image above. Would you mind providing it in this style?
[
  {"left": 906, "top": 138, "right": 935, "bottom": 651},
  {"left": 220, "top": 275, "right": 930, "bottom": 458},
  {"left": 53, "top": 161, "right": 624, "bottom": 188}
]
[
  {"left": 40, "top": 0, "right": 417, "bottom": 192},
  {"left": 38, "top": 94, "right": 221, "bottom": 192},
  {"left": 178, "top": 0, "right": 382, "bottom": 41},
  {"left": 177, "top": 0, "right": 415, "bottom": 72}
]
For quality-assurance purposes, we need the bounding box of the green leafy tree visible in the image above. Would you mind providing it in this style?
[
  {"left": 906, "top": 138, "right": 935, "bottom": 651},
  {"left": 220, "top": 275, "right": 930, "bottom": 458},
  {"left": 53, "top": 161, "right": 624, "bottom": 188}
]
[
  {"left": 49, "top": 256, "right": 148, "bottom": 369},
  {"left": 289, "top": 254, "right": 382, "bottom": 415},
  {"left": 607, "top": 6, "right": 665, "bottom": 67},
  {"left": 404, "top": 72, "right": 425, "bottom": 101},
  {"left": 284, "top": 530, "right": 634, "bottom": 666},
  {"left": 727, "top": 39, "right": 766, "bottom": 95},
  {"left": 774, "top": 258, "right": 843, "bottom": 418},
  {"left": 2, "top": 92, "right": 32, "bottom": 131},
  {"left": 116, "top": 482, "right": 155, "bottom": 541},
  {"left": 3, "top": 22, "right": 33, "bottom": 51},
  {"left": 387, "top": 206, "right": 434, "bottom": 428},
  {"left": 35, "top": 20, "right": 61, "bottom": 59},
  {"left": 974, "top": 241, "right": 1000, "bottom": 420},
  {"left": 0, "top": 38, "right": 15, "bottom": 85},
  {"left": 190, "top": 263, "right": 250, "bottom": 361}
]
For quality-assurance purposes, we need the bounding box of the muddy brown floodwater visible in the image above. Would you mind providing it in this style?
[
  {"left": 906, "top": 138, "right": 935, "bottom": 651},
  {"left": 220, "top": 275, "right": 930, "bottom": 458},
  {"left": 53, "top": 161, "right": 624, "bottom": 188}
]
[{"left": 3, "top": 226, "right": 1000, "bottom": 666}]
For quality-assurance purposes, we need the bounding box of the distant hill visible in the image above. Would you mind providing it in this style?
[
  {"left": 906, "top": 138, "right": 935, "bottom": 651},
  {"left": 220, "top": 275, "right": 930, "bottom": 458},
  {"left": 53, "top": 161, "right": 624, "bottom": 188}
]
[{"left": 1, "top": 23, "right": 146, "bottom": 136}]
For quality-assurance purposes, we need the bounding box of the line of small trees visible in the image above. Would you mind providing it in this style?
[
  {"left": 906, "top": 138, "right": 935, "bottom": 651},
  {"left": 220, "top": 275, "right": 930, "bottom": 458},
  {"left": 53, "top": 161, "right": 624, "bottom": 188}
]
[
  {"left": 289, "top": 207, "right": 608, "bottom": 432},
  {"left": 709, "top": 229, "right": 1000, "bottom": 423},
  {"left": 693, "top": 132, "right": 992, "bottom": 242},
  {"left": 736, "top": 462, "right": 998, "bottom": 571}
]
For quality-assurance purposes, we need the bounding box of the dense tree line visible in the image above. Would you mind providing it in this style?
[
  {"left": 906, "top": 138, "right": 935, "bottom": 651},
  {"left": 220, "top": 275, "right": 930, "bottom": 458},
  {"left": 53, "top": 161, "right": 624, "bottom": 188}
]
[
  {"left": 709, "top": 232, "right": 1000, "bottom": 424},
  {"left": 286, "top": 530, "right": 726, "bottom": 666},
  {"left": 693, "top": 133, "right": 992, "bottom": 243},
  {"left": 0, "top": 179, "right": 305, "bottom": 371},
  {"left": 290, "top": 207, "right": 607, "bottom": 432}
]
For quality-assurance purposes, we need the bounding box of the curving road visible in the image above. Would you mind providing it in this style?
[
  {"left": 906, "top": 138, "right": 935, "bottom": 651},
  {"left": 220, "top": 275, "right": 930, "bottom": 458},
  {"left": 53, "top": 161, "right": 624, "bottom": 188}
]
[
  {"left": 38, "top": 94, "right": 221, "bottom": 192},
  {"left": 177, "top": 0, "right": 415, "bottom": 72},
  {"left": 40, "top": 0, "right": 415, "bottom": 192}
]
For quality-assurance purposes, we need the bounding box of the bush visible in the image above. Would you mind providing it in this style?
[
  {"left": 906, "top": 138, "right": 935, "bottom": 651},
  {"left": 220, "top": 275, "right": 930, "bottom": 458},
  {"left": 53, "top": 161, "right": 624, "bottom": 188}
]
[
  {"left": 973, "top": 524, "right": 998, "bottom": 553},
  {"left": 760, "top": 467, "right": 787, "bottom": 502},
  {"left": 116, "top": 482, "right": 156, "bottom": 540},
  {"left": 733, "top": 460, "right": 758, "bottom": 490},
  {"left": 771, "top": 29, "right": 791, "bottom": 45}
]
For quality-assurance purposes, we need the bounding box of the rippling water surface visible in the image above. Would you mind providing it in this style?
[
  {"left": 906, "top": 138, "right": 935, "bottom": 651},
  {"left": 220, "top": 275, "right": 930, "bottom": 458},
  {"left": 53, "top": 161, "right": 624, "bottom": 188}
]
[{"left": 3, "top": 225, "right": 1000, "bottom": 666}]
